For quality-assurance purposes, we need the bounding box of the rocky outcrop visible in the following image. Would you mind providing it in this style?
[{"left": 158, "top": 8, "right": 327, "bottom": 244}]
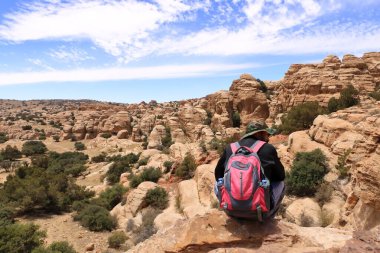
[
  {"left": 127, "top": 210, "right": 352, "bottom": 253},
  {"left": 270, "top": 53, "right": 380, "bottom": 119}
]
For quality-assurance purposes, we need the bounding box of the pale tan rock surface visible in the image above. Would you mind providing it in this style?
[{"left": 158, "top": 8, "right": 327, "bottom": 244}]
[
  {"left": 286, "top": 198, "right": 322, "bottom": 227},
  {"left": 127, "top": 210, "right": 352, "bottom": 253}
]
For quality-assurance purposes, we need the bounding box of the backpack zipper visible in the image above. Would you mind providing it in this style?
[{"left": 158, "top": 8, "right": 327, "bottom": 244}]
[{"left": 240, "top": 171, "right": 243, "bottom": 198}]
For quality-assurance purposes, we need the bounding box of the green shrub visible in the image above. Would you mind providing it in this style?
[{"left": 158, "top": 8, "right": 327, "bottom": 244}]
[
  {"left": 328, "top": 85, "right": 359, "bottom": 113},
  {"left": 52, "top": 135, "right": 60, "bottom": 142},
  {"left": 33, "top": 241, "right": 77, "bottom": 253},
  {"left": 93, "top": 184, "right": 127, "bottom": 210},
  {"left": 327, "top": 97, "right": 339, "bottom": 113},
  {"left": 22, "top": 141, "right": 47, "bottom": 156},
  {"left": 163, "top": 160, "right": 174, "bottom": 173},
  {"left": 1, "top": 145, "right": 22, "bottom": 161},
  {"left": 203, "top": 110, "right": 212, "bottom": 125},
  {"left": 74, "top": 205, "right": 116, "bottom": 231},
  {"left": 129, "top": 167, "right": 162, "bottom": 188},
  {"left": 144, "top": 187, "right": 169, "bottom": 210},
  {"left": 0, "top": 223, "right": 46, "bottom": 253},
  {"left": 279, "top": 102, "right": 325, "bottom": 134},
  {"left": 100, "top": 132, "right": 112, "bottom": 139},
  {"left": 91, "top": 153, "right": 107, "bottom": 163},
  {"left": 336, "top": 149, "right": 351, "bottom": 179},
  {"left": 138, "top": 156, "right": 149, "bottom": 167},
  {"left": 106, "top": 153, "right": 139, "bottom": 185},
  {"left": 0, "top": 132, "right": 9, "bottom": 143},
  {"left": 369, "top": 90, "right": 380, "bottom": 101},
  {"left": 175, "top": 153, "right": 196, "bottom": 180},
  {"left": 74, "top": 142, "right": 85, "bottom": 151},
  {"left": 0, "top": 165, "right": 93, "bottom": 214},
  {"left": 286, "top": 149, "right": 328, "bottom": 197},
  {"left": 108, "top": 231, "right": 127, "bottom": 249},
  {"left": 22, "top": 125, "right": 33, "bottom": 131},
  {"left": 257, "top": 78, "right": 268, "bottom": 93},
  {"left": 161, "top": 126, "right": 173, "bottom": 149},
  {"left": 47, "top": 151, "right": 88, "bottom": 177},
  {"left": 208, "top": 138, "right": 226, "bottom": 156},
  {"left": 231, "top": 111, "right": 241, "bottom": 128}
]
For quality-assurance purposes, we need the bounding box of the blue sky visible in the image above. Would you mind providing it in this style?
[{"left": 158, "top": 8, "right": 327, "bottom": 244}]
[{"left": 0, "top": 0, "right": 379, "bottom": 103}]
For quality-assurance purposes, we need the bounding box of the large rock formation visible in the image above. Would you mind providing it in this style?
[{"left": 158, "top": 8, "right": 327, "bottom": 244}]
[
  {"left": 127, "top": 210, "right": 352, "bottom": 253},
  {"left": 270, "top": 52, "right": 380, "bottom": 119}
]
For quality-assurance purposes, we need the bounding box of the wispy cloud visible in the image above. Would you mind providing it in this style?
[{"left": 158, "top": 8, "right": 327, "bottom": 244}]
[
  {"left": 27, "top": 58, "right": 55, "bottom": 71},
  {"left": 0, "top": 62, "right": 258, "bottom": 86},
  {"left": 48, "top": 47, "right": 94, "bottom": 62},
  {"left": 0, "top": 0, "right": 379, "bottom": 64}
]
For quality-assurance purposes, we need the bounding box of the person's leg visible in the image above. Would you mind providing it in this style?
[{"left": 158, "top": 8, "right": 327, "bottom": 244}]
[{"left": 267, "top": 181, "right": 285, "bottom": 218}]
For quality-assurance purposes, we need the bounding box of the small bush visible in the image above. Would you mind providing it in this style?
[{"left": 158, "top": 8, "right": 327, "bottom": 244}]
[
  {"left": 161, "top": 126, "right": 173, "bottom": 149},
  {"left": 231, "top": 111, "right": 241, "bottom": 128},
  {"left": 0, "top": 132, "right": 9, "bottom": 143},
  {"left": 257, "top": 78, "right": 268, "bottom": 93},
  {"left": 336, "top": 149, "right": 351, "bottom": 179},
  {"left": 91, "top": 153, "right": 107, "bottom": 163},
  {"left": 22, "top": 141, "right": 47, "bottom": 156},
  {"left": 74, "top": 205, "right": 117, "bottom": 231},
  {"left": 106, "top": 153, "right": 139, "bottom": 185},
  {"left": 1, "top": 145, "right": 22, "bottom": 161},
  {"left": 138, "top": 156, "right": 149, "bottom": 167},
  {"left": 33, "top": 241, "right": 77, "bottom": 253},
  {"left": 369, "top": 90, "right": 380, "bottom": 101},
  {"left": 203, "top": 110, "right": 212, "bottom": 125},
  {"left": 328, "top": 85, "right": 359, "bottom": 113},
  {"left": 286, "top": 149, "right": 328, "bottom": 197},
  {"left": 22, "top": 125, "right": 32, "bottom": 131},
  {"left": 279, "top": 102, "right": 325, "bottom": 134},
  {"left": 315, "top": 181, "right": 333, "bottom": 206},
  {"left": 93, "top": 184, "right": 127, "bottom": 210},
  {"left": 100, "top": 132, "right": 112, "bottom": 139},
  {"left": 163, "top": 160, "right": 174, "bottom": 173},
  {"left": 108, "top": 231, "right": 127, "bottom": 249},
  {"left": 0, "top": 223, "right": 46, "bottom": 253},
  {"left": 129, "top": 167, "right": 162, "bottom": 188},
  {"left": 144, "top": 187, "right": 169, "bottom": 210},
  {"left": 52, "top": 135, "right": 60, "bottom": 142},
  {"left": 74, "top": 142, "right": 85, "bottom": 151},
  {"left": 208, "top": 138, "right": 227, "bottom": 156},
  {"left": 175, "top": 153, "right": 196, "bottom": 180}
]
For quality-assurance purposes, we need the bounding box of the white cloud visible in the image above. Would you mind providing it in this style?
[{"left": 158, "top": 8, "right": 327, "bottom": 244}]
[
  {"left": 0, "top": 0, "right": 206, "bottom": 62},
  {"left": 0, "top": 0, "right": 378, "bottom": 64},
  {"left": 48, "top": 47, "right": 94, "bottom": 62},
  {"left": 0, "top": 62, "right": 258, "bottom": 86},
  {"left": 27, "top": 58, "right": 55, "bottom": 71}
]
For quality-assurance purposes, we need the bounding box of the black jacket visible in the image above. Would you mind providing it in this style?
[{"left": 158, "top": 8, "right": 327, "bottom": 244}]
[{"left": 214, "top": 137, "right": 285, "bottom": 182}]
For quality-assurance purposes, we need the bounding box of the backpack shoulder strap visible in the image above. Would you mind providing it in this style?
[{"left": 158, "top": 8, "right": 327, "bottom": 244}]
[
  {"left": 230, "top": 142, "right": 240, "bottom": 154},
  {"left": 250, "top": 140, "right": 266, "bottom": 153}
]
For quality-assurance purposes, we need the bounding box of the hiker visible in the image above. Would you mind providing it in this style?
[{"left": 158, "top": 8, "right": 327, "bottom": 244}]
[{"left": 214, "top": 121, "right": 285, "bottom": 220}]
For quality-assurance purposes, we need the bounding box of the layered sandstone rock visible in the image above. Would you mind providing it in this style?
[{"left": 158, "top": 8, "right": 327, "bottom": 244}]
[
  {"left": 127, "top": 210, "right": 352, "bottom": 253},
  {"left": 270, "top": 53, "right": 380, "bottom": 119}
]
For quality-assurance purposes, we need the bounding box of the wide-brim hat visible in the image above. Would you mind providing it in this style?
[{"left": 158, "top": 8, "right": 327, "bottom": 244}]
[{"left": 241, "top": 121, "right": 276, "bottom": 140}]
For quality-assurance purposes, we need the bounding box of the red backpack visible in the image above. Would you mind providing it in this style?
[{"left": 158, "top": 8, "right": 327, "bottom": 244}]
[{"left": 218, "top": 140, "right": 271, "bottom": 221}]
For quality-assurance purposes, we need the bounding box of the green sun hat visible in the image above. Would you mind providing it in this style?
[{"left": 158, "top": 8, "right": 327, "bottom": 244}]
[{"left": 241, "top": 121, "right": 276, "bottom": 140}]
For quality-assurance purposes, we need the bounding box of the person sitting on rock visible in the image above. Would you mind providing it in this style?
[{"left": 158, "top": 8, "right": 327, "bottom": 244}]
[{"left": 214, "top": 121, "right": 285, "bottom": 219}]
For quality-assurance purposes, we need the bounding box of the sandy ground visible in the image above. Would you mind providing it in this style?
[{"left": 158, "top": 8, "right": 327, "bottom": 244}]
[{"left": 20, "top": 213, "right": 114, "bottom": 253}]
